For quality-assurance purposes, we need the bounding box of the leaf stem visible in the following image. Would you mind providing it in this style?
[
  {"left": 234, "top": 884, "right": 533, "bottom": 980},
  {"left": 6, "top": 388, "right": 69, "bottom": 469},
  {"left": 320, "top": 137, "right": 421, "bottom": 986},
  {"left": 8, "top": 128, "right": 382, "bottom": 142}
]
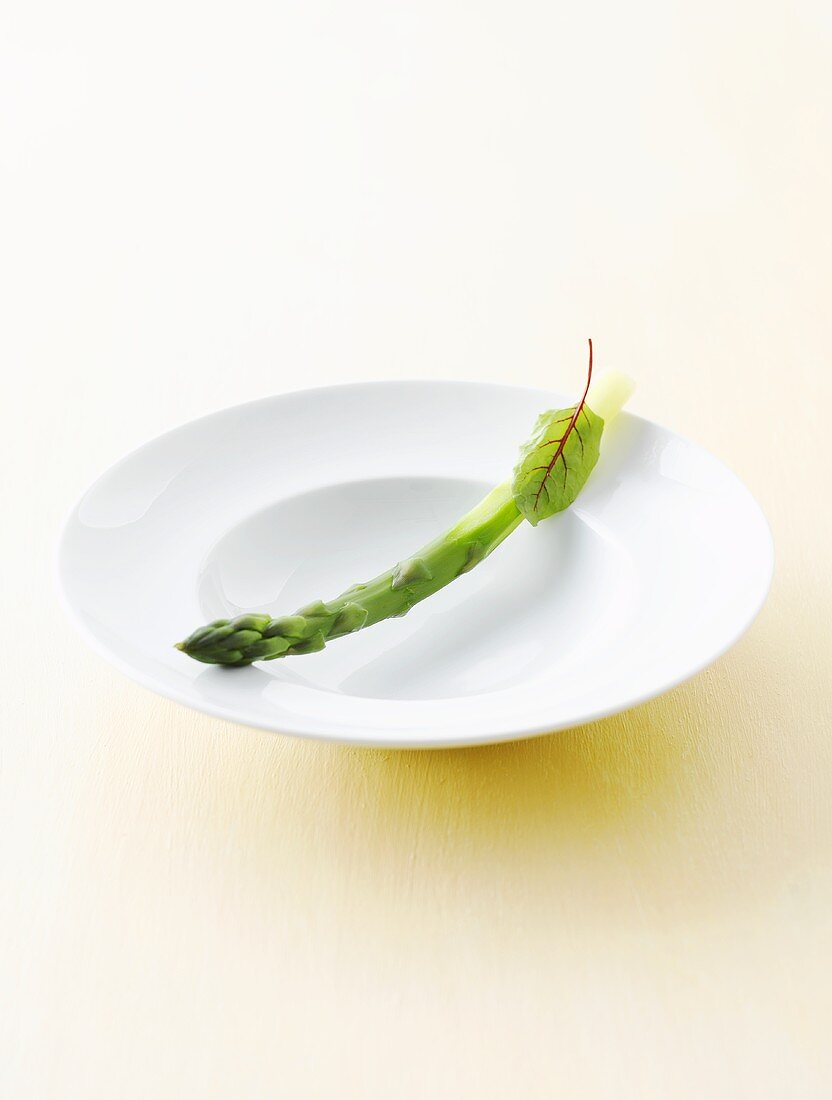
[{"left": 532, "top": 338, "right": 594, "bottom": 514}]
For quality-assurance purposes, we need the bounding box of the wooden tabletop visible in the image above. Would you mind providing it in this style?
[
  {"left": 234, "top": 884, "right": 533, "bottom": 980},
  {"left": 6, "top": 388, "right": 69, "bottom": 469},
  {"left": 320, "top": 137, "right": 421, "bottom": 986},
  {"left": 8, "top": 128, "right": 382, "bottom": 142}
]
[{"left": 3, "top": 2, "right": 831, "bottom": 1096}]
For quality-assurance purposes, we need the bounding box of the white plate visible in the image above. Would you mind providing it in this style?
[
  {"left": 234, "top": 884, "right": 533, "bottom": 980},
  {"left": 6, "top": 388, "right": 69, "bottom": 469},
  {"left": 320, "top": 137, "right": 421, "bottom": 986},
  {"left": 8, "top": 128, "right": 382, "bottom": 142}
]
[{"left": 58, "top": 381, "right": 773, "bottom": 748}]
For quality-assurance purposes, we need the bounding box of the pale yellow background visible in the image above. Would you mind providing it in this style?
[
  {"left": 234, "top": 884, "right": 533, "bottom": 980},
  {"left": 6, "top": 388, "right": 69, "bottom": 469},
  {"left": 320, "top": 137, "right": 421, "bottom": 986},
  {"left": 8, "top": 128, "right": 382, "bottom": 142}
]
[{"left": 2, "top": 1, "right": 831, "bottom": 1096}]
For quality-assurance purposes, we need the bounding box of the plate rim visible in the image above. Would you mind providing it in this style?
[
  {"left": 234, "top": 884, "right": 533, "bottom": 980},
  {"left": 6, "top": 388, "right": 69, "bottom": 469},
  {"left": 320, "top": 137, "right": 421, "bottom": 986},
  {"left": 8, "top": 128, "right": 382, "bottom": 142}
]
[{"left": 56, "top": 378, "right": 776, "bottom": 748}]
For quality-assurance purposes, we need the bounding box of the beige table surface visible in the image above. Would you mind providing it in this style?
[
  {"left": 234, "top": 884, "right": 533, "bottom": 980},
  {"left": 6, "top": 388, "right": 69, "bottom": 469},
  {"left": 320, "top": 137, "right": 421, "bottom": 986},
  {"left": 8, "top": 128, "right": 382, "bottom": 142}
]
[{"left": 3, "top": 2, "right": 831, "bottom": 1096}]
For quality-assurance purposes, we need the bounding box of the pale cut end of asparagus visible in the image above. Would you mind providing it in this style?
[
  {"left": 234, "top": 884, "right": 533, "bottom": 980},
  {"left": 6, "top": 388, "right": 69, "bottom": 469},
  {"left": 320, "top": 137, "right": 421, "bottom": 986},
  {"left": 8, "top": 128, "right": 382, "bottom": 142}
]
[{"left": 588, "top": 368, "right": 635, "bottom": 425}]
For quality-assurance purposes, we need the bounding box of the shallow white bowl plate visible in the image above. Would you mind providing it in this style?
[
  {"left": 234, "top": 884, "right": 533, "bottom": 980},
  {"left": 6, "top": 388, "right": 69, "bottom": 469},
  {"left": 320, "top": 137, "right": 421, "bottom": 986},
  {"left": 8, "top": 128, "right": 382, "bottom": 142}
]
[{"left": 59, "top": 382, "right": 773, "bottom": 748}]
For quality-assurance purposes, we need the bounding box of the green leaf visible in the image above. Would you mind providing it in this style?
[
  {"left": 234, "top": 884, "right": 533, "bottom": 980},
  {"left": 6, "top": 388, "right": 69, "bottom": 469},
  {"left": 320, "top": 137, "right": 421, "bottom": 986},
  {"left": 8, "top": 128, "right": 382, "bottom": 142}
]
[{"left": 512, "top": 403, "right": 604, "bottom": 525}]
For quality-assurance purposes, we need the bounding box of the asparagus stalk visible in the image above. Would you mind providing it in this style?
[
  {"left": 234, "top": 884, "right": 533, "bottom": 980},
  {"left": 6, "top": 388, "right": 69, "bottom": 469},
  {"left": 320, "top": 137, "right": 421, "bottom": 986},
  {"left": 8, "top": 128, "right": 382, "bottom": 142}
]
[{"left": 177, "top": 363, "right": 633, "bottom": 667}]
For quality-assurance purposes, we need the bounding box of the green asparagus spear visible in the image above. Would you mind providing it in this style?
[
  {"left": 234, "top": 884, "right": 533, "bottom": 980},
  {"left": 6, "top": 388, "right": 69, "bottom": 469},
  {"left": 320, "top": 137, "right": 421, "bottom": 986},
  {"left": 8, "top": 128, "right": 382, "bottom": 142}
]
[{"left": 176, "top": 345, "right": 633, "bottom": 667}]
